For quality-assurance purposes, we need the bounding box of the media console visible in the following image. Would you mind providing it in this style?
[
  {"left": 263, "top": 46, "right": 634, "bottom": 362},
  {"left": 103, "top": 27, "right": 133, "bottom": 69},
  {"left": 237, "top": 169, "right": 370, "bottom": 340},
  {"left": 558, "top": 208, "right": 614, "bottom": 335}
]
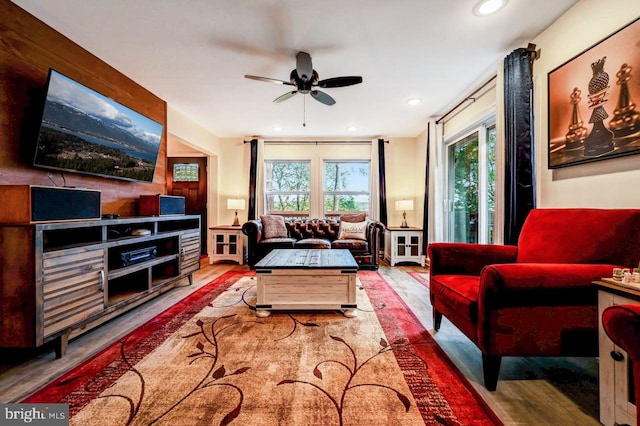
[{"left": 0, "top": 215, "right": 201, "bottom": 357}]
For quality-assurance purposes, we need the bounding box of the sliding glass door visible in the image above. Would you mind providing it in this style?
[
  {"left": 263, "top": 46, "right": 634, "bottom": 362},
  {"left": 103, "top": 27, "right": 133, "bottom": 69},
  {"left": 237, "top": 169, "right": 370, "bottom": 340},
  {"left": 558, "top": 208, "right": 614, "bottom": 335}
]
[{"left": 446, "top": 124, "right": 495, "bottom": 244}]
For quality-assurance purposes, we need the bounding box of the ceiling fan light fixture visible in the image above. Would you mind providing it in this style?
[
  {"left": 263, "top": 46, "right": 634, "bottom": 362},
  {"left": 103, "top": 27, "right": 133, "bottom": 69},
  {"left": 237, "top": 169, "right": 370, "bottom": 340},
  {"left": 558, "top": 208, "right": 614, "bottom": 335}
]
[
  {"left": 245, "top": 51, "right": 362, "bottom": 108},
  {"left": 474, "top": 0, "right": 507, "bottom": 16},
  {"left": 407, "top": 98, "right": 422, "bottom": 106}
]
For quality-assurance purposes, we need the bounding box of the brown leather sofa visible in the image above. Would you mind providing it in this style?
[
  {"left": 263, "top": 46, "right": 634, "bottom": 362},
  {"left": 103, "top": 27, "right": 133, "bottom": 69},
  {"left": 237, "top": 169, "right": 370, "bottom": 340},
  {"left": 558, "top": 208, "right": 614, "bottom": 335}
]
[{"left": 242, "top": 216, "right": 384, "bottom": 270}]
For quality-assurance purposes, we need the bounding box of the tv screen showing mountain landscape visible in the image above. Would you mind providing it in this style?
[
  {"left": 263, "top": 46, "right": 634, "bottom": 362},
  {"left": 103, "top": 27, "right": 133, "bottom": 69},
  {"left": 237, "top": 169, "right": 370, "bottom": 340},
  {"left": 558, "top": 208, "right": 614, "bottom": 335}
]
[{"left": 33, "top": 70, "right": 163, "bottom": 182}]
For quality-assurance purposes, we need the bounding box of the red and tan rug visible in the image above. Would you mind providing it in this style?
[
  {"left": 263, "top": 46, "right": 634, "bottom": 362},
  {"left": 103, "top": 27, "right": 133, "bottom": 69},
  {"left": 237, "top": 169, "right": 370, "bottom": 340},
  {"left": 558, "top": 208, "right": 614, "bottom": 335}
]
[
  {"left": 25, "top": 270, "right": 501, "bottom": 425},
  {"left": 408, "top": 271, "right": 430, "bottom": 289}
]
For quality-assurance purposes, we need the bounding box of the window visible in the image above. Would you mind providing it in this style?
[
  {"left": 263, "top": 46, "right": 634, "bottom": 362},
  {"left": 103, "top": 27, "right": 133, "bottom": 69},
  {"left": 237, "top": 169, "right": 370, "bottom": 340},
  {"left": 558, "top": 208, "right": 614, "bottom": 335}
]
[
  {"left": 446, "top": 123, "right": 496, "bottom": 244},
  {"left": 173, "top": 163, "right": 199, "bottom": 182},
  {"left": 262, "top": 141, "right": 373, "bottom": 218},
  {"left": 323, "top": 161, "right": 370, "bottom": 216},
  {"left": 264, "top": 160, "right": 310, "bottom": 217}
]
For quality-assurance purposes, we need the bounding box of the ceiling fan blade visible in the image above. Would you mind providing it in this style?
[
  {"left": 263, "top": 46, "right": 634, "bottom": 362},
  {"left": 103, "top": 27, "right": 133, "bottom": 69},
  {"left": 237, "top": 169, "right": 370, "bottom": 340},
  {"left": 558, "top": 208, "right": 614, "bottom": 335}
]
[
  {"left": 296, "top": 51, "right": 313, "bottom": 81},
  {"left": 317, "top": 76, "right": 363, "bottom": 88},
  {"left": 273, "top": 91, "right": 298, "bottom": 103},
  {"left": 310, "top": 90, "right": 336, "bottom": 106},
  {"left": 245, "top": 75, "right": 293, "bottom": 85}
]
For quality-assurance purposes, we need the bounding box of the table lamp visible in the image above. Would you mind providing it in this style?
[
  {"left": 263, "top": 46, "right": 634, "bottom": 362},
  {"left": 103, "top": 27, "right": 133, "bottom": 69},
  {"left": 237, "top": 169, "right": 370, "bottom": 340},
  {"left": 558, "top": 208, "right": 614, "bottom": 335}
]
[
  {"left": 228, "top": 198, "right": 245, "bottom": 226},
  {"left": 395, "top": 199, "right": 414, "bottom": 228}
]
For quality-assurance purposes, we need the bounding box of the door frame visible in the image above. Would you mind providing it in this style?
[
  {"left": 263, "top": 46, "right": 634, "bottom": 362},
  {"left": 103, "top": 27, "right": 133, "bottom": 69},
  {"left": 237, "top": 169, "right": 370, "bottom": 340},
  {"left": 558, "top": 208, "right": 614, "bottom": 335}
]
[
  {"left": 167, "top": 157, "right": 208, "bottom": 255},
  {"left": 442, "top": 115, "right": 497, "bottom": 244}
]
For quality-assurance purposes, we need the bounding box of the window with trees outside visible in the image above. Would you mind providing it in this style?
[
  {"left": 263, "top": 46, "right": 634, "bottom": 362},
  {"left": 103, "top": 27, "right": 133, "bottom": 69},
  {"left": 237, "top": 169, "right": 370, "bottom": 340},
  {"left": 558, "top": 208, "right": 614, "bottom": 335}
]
[
  {"left": 323, "top": 161, "right": 370, "bottom": 217},
  {"left": 447, "top": 124, "right": 496, "bottom": 244},
  {"left": 264, "top": 160, "right": 311, "bottom": 217},
  {"left": 264, "top": 159, "right": 370, "bottom": 218}
]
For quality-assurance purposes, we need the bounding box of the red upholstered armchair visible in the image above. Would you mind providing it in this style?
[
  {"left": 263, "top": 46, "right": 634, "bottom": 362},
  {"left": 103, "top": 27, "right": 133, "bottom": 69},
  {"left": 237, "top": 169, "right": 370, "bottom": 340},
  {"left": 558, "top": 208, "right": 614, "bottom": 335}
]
[
  {"left": 602, "top": 304, "right": 640, "bottom": 425},
  {"left": 428, "top": 208, "right": 640, "bottom": 390}
]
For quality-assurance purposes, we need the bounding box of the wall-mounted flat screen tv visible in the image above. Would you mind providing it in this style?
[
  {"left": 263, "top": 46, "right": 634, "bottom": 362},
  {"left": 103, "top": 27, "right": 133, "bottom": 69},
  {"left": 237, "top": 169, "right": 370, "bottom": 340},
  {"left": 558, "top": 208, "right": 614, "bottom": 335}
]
[{"left": 32, "top": 69, "right": 163, "bottom": 183}]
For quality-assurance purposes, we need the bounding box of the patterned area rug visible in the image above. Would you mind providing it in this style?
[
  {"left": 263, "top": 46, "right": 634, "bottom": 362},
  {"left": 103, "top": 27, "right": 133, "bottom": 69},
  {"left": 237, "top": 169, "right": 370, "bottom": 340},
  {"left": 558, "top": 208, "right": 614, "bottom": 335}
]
[
  {"left": 25, "top": 271, "right": 500, "bottom": 425},
  {"left": 409, "top": 271, "right": 430, "bottom": 289}
]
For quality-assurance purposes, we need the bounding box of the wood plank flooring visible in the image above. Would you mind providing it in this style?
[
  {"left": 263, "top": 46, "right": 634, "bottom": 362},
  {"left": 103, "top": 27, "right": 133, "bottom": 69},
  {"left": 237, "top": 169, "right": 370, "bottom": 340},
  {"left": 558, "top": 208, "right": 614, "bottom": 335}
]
[{"left": 0, "top": 260, "right": 600, "bottom": 425}]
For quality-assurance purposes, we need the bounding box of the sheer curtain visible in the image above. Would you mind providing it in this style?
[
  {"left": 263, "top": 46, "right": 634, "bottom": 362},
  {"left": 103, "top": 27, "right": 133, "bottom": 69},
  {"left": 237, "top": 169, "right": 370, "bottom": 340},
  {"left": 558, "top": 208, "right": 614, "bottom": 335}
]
[
  {"left": 503, "top": 48, "right": 536, "bottom": 245},
  {"left": 425, "top": 119, "right": 446, "bottom": 243}
]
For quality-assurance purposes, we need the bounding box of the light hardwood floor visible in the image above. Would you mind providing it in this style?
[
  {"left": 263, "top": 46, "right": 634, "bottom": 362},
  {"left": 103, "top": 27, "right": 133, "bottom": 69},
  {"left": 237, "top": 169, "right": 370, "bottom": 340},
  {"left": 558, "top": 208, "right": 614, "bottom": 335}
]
[{"left": 0, "top": 260, "right": 600, "bottom": 425}]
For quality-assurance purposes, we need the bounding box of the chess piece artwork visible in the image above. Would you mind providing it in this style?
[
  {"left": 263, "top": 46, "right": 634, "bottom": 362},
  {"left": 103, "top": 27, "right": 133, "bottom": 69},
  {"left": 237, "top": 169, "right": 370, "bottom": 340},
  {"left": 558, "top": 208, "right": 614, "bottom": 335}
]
[
  {"left": 583, "top": 57, "right": 615, "bottom": 157},
  {"left": 564, "top": 87, "right": 588, "bottom": 150},
  {"left": 609, "top": 63, "right": 640, "bottom": 138}
]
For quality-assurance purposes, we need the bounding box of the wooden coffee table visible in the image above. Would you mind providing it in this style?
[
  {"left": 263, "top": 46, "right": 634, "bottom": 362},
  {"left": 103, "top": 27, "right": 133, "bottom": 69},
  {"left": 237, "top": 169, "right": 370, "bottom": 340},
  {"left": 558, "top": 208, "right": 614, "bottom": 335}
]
[{"left": 254, "top": 249, "right": 359, "bottom": 318}]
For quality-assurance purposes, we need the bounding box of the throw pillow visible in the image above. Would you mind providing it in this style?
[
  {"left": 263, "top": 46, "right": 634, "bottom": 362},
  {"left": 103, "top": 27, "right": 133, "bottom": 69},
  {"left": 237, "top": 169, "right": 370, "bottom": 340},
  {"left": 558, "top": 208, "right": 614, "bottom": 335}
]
[
  {"left": 260, "top": 215, "right": 288, "bottom": 239},
  {"left": 338, "top": 220, "right": 367, "bottom": 240},
  {"left": 340, "top": 213, "right": 367, "bottom": 223}
]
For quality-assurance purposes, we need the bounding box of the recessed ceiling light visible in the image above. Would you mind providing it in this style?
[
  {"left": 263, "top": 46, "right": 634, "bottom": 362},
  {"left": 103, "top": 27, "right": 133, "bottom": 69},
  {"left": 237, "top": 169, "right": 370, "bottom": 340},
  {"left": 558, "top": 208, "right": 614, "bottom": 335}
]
[
  {"left": 407, "top": 98, "right": 422, "bottom": 106},
  {"left": 347, "top": 126, "right": 357, "bottom": 132},
  {"left": 272, "top": 126, "right": 283, "bottom": 132},
  {"left": 474, "top": 0, "right": 507, "bottom": 16}
]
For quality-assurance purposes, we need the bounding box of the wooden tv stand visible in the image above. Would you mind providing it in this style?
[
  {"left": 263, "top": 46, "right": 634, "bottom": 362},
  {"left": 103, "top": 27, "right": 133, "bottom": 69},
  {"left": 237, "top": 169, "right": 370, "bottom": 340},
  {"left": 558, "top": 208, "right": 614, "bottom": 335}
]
[{"left": 0, "top": 215, "right": 201, "bottom": 357}]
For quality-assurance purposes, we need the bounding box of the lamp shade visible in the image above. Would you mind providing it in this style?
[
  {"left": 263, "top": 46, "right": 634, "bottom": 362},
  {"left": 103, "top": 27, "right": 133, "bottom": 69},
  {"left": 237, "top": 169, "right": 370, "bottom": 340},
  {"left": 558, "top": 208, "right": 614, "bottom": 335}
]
[
  {"left": 227, "top": 199, "right": 245, "bottom": 210},
  {"left": 395, "top": 199, "right": 414, "bottom": 211}
]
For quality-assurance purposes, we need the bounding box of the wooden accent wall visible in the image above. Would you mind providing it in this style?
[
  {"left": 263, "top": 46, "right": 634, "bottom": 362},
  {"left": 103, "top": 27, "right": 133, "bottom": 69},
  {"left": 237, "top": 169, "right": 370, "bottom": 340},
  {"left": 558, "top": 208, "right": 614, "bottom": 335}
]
[{"left": 0, "top": 0, "right": 167, "bottom": 216}]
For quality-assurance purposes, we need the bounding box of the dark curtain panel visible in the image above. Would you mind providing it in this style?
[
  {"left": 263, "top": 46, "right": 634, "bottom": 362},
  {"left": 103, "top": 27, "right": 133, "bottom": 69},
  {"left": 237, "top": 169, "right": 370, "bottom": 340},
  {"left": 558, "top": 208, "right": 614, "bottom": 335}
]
[
  {"left": 503, "top": 48, "right": 536, "bottom": 245},
  {"left": 247, "top": 138, "right": 258, "bottom": 220},
  {"left": 421, "top": 123, "right": 430, "bottom": 255},
  {"left": 377, "top": 138, "right": 388, "bottom": 225}
]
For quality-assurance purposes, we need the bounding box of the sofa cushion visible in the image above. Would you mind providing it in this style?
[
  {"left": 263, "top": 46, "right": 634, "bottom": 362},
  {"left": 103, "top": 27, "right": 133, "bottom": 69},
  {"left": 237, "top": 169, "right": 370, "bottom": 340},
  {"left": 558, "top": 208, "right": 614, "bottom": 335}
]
[
  {"left": 430, "top": 274, "right": 480, "bottom": 340},
  {"left": 332, "top": 239, "right": 368, "bottom": 251},
  {"left": 260, "top": 215, "right": 288, "bottom": 239},
  {"left": 295, "top": 238, "right": 331, "bottom": 249},
  {"left": 257, "top": 237, "right": 296, "bottom": 249},
  {"left": 338, "top": 220, "right": 367, "bottom": 240}
]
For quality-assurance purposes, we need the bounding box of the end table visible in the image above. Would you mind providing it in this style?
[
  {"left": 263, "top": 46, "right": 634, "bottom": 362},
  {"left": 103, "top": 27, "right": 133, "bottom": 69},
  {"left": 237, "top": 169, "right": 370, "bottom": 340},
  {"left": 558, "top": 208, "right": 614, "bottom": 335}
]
[
  {"left": 384, "top": 227, "right": 425, "bottom": 266},
  {"left": 594, "top": 279, "right": 640, "bottom": 426},
  {"left": 209, "top": 225, "right": 244, "bottom": 265}
]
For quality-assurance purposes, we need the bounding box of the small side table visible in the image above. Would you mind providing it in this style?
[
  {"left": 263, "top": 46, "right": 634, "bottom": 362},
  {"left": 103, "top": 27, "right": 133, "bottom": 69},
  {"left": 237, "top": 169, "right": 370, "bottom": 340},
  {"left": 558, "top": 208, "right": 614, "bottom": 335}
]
[
  {"left": 594, "top": 279, "right": 640, "bottom": 426},
  {"left": 209, "top": 225, "right": 244, "bottom": 265},
  {"left": 384, "top": 227, "right": 425, "bottom": 266}
]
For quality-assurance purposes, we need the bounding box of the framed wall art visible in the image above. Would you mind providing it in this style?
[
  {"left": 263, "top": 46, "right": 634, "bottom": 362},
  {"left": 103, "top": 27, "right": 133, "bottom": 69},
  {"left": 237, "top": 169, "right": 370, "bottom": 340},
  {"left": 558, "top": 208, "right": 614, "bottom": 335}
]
[{"left": 548, "top": 17, "right": 640, "bottom": 169}]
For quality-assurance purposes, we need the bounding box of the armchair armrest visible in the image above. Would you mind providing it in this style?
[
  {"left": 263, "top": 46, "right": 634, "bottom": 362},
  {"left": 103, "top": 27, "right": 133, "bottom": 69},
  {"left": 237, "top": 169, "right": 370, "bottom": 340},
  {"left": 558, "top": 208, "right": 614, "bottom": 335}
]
[
  {"left": 478, "top": 263, "right": 617, "bottom": 308},
  {"left": 428, "top": 243, "right": 518, "bottom": 276},
  {"left": 475, "top": 263, "right": 612, "bottom": 359}
]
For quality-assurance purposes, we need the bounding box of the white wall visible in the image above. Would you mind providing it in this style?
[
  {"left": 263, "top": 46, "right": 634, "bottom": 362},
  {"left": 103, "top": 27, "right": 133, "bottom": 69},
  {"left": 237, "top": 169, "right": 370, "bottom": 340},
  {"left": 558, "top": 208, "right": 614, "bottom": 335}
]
[
  {"left": 219, "top": 138, "right": 250, "bottom": 225},
  {"left": 442, "top": 83, "right": 497, "bottom": 141},
  {"left": 385, "top": 138, "right": 422, "bottom": 227},
  {"left": 166, "top": 105, "right": 222, "bottom": 237},
  {"left": 532, "top": 0, "right": 640, "bottom": 207},
  {"left": 208, "top": 137, "right": 422, "bottom": 225}
]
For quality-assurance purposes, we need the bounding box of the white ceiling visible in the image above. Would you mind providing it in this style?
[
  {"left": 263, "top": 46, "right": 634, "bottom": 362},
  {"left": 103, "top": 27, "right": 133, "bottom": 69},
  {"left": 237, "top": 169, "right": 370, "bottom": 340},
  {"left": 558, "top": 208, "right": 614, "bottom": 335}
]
[{"left": 12, "top": 0, "right": 577, "bottom": 140}]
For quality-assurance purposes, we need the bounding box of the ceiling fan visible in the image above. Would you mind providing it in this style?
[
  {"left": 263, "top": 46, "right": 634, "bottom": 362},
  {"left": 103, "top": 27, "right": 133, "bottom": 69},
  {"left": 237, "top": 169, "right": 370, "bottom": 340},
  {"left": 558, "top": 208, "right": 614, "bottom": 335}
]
[{"left": 244, "top": 51, "right": 363, "bottom": 106}]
